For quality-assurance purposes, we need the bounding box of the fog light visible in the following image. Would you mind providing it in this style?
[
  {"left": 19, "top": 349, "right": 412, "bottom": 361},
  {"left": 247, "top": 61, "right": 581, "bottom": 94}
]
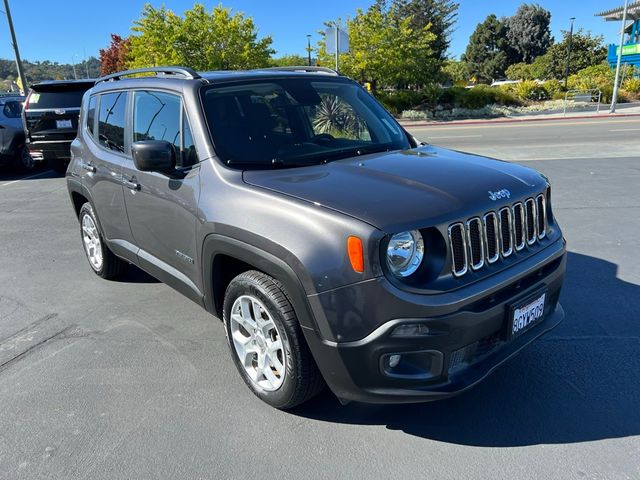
[{"left": 388, "top": 354, "right": 401, "bottom": 368}]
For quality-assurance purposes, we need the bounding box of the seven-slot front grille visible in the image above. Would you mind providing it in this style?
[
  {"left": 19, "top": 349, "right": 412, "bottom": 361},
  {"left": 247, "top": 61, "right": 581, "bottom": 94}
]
[{"left": 449, "top": 193, "right": 548, "bottom": 278}]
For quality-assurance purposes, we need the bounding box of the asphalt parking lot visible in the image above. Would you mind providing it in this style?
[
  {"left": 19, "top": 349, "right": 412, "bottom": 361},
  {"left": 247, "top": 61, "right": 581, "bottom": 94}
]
[{"left": 0, "top": 116, "right": 639, "bottom": 479}]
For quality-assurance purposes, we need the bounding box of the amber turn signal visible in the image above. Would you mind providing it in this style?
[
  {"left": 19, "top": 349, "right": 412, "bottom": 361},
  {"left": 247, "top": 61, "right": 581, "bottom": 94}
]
[{"left": 347, "top": 236, "right": 364, "bottom": 273}]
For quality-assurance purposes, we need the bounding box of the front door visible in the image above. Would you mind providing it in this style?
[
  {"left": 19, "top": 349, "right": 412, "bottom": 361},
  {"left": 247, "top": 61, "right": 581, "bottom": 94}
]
[{"left": 121, "top": 90, "right": 202, "bottom": 301}]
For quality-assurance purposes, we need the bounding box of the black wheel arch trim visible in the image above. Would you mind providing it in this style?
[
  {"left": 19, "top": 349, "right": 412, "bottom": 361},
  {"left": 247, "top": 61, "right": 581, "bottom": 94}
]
[{"left": 201, "top": 233, "right": 322, "bottom": 336}]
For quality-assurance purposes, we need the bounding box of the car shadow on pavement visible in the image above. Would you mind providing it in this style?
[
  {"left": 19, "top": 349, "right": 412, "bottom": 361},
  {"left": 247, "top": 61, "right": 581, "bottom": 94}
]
[
  {"left": 119, "top": 264, "right": 161, "bottom": 284},
  {"left": 293, "top": 251, "right": 640, "bottom": 447}
]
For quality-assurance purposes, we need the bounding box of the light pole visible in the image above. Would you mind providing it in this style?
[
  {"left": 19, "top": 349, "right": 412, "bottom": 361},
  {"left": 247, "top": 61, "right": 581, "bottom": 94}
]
[
  {"left": 71, "top": 54, "right": 79, "bottom": 80},
  {"left": 2, "top": 0, "right": 28, "bottom": 94},
  {"left": 610, "top": 0, "right": 630, "bottom": 114},
  {"left": 564, "top": 17, "right": 576, "bottom": 90},
  {"left": 306, "top": 34, "right": 312, "bottom": 66}
]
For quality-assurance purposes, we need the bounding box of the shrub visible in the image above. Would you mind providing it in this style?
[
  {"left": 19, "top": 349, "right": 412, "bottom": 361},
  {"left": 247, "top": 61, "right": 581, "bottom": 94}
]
[
  {"left": 515, "top": 80, "right": 549, "bottom": 101},
  {"left": 375, "top": 90, "right": 424, "bottom": 115},
  {"left": 623, "top": 77, "right": 640, "bottom": 94}
]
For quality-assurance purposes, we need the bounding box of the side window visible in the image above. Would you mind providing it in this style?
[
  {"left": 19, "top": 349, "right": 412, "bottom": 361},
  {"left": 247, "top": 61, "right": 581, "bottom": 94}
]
[
  {"left": 3, "top": 101, "right": 22, "bottom": 118},
  {"left": 98, "top": 92, "right": 127, "bottom": 153},
  {"left": 182, "top": 111, "right": 197, "bottom": 167},
  {"left": 133, "top": 91, "right": 198, "bottom": 168},
  {"left": 133, "top": 90, "right": 180, "bottom": 154},
  {"left": 86, "top": 96, "right": 96, "bottom": 136}
]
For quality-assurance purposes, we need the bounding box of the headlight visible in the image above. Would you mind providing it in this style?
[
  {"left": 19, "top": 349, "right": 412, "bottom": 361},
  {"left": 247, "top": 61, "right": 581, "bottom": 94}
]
[{"left": 386, "top": 230, "right": 424, "bottom": 277}]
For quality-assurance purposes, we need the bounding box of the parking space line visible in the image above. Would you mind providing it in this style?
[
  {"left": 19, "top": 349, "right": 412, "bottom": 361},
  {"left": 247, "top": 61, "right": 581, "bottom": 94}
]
[
  {"left": 609, "top": 128, "right": 640, "bottom": 132},
  {"left": 1, "top": 170, "right": 53, "bottom": 187}
]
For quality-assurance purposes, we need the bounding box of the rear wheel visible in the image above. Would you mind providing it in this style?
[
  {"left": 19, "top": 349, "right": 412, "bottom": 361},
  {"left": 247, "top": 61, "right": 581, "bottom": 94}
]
[
  {"left": 223, "top": 270, "right": 324, "bottom": 409},
  {"left": 79, "top": 202, "right": 126, "bottom": 279},
  {"left": 14, "top": 146, "right": 36, "bottom": 172}
]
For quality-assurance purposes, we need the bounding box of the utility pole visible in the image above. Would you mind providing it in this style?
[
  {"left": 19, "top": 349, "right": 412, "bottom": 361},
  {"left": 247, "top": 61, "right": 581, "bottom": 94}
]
[
  {"left": 564, "top": 17, "right": 576, "bottom": 90},
  {"left": 2, "top": 0, "right": 28, "bottom": 94},
  {"left": 334, "top": 22, "right": 339, "bottom": 71},
  {"left": 610, "top": 0, "right": 630, "bottom": 114},
  {"left": 306, "top": 34, "right": 312, "bottom": 66},
  {"left": 71, "top": 56, "right": 78, "bottom": 80}
]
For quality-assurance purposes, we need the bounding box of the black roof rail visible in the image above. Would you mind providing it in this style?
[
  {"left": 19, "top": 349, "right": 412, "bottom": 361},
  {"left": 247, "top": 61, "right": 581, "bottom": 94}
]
[
  {"left": 96, "top": 66, "right": 202, "bottom": 84},
  {"left": 261, "top": 66, "right": 339, "bottom": 76}
]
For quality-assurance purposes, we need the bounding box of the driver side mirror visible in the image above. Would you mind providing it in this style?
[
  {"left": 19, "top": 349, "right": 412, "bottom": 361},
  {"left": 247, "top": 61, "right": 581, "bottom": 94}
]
[{"left": 132, "top": 140, "right": 176, "bottom": 172}]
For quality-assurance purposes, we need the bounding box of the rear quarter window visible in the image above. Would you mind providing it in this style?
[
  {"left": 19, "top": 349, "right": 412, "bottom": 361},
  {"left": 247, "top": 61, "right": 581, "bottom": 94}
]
[
  {"left": 2, "top": 101, "right": 23, "bottom": 118},
  {"left": 97, "top": 92, "right": 127, "bottom": 153},
  {"left": 86, "top": 96, "right": 97, "bottom": 136}
]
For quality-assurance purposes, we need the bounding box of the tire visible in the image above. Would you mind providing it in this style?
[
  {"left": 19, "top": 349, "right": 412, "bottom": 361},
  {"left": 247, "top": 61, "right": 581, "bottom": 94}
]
[
  {"left": 48, "top": 159, "right": 69, "bottom": 175},
  {"left": 14, "top": 146, "right": 36, "bottom": 173},
  {"left": 223, "top": 270, "right": 324, "bottom": 409},
  {"left": 78, "top": 202, "right": 126, "bottom": 279}
]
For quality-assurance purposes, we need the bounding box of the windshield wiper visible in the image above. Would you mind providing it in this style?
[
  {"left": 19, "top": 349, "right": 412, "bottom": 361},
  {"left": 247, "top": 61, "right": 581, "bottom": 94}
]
[{"left": 274, "top": 144, "right": 393, "bottom": 166}]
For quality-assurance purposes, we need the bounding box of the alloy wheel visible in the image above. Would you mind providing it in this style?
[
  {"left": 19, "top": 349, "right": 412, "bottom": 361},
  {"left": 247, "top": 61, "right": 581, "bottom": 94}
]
[{"left": 229, "top": 295, "right": 287, "bottom": 392}]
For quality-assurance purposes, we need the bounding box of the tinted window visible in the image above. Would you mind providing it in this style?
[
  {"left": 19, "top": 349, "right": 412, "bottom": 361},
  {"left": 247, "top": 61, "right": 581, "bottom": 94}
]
[
  {"left": 98, "top": 92, "right": 127, "bottom": 153},
  {"left": 133, "top": 91, "right": 198, "bottom": 168},
  {"left": 26, "top": 90, "right": 86, "bottom": 109},
  {"left": 133, "top": 91, "right": 180, "bottom": 152},
  {"left": 2, "top": 101, "right": 23, "bottom": 118},
  {"left": 86, "top": 96, "right": 97, "bottom": 135},
  {"left": 201, "top": 79, "right": 409, "bottom": 169}
]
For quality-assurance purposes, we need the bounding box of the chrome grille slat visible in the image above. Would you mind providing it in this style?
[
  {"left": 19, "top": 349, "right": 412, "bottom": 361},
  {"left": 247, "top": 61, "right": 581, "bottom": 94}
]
[
  {"left": 525, "top": 198, "right": 537, "bottom": 245},
  {"left": 466, "top": 217, "right": 484, "bottom": 270},
  {"left": 448, "top": 223, "right": 468, "bottom": 277},
  {"left": 483, "top": 212, "right": 499, "bottom": 264},
  {"left": 448, "top": 191, "right": 549, "bottom": 278},
  {"left": 536, "top": 194, "right": 547, "bottom": 239},
  {"left": 512, "top": 202, "right": 525, "bottom": 251},
  {"left": 498, "top": 207, "right": 513, "bottom": 257}
]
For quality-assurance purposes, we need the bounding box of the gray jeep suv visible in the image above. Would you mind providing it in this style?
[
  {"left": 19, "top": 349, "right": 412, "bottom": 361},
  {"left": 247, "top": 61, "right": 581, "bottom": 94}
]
[{"left": 66, "top": 66, "right": 566, "bottom": 409}]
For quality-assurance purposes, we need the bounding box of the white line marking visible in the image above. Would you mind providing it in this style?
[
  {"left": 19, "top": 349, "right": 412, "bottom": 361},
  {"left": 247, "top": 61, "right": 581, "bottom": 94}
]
[
  {"left": 428, "top": 134, "right": 483, "bottom": 139},
  {"left": 1, "top": 170, "right": 53, "bottom": 187},
  {"left": 609, "top": 128, "right": 640, "bottom": 132}
]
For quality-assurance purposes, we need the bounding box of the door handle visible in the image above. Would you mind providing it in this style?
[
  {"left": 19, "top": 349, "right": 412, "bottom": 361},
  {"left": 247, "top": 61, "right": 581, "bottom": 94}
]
[
  {"left": 123, "top": 178, "right": 141, "bottom": 191},
  {"left": 81, "top": 162, "right": 96, "bottom": 173}
]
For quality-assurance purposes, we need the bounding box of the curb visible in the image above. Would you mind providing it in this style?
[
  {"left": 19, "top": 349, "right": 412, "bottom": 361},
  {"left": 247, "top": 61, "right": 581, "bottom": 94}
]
[{"left": 399, "top": 112, "right": 640, "bottom": 128}]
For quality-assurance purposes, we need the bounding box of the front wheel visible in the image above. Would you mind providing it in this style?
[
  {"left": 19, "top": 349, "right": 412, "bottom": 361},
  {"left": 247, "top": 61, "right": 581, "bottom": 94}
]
[
  {"left": 223, "top": 270, "right": 324, "bottom": 409},
  {"left": 78, "top": 202, "right": 126, "bottom": 279}
]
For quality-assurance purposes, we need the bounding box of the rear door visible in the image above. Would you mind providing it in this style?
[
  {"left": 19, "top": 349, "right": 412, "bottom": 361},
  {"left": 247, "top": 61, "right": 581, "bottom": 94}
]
[
  {"left": 80, "top": 91, "right": 137, "bottom": 258},
  {"left": 23, "top": 83, "right": 91, "bottom": 146},
  {"left": 121, "top": 89, "right": 202, "bottom": 301}
]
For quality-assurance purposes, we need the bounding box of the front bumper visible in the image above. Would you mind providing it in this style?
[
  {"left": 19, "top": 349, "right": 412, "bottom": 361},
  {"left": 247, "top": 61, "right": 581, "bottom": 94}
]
[{"left": 302, "top": 238, "right": 566, "bottom": 404}]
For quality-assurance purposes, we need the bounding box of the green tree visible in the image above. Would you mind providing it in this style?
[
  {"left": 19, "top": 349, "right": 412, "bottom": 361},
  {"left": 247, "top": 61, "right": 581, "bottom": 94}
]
[
  {"left": 462, "top": 14, "right": 513, "bottom": 83},
  {"left": 127, "top": 3, "right": 274, "bottom": 71},
  {"left": 505, "top": 4, "right": 552, "bottom": 64},
  {"left": 540, "top": 29, "right": 606, "bottom": 80},
  {"left": 270, "top": 54, "right": 309, "bottom": 67},
  {"left": 317, "top": 2, "right": 437, "bottom": 89},
  {"left": 441, "top": 59, "right": 469, "bottom": 85},
  {"left": 391, "top": 0, "right": 459, "bottom": 61}
]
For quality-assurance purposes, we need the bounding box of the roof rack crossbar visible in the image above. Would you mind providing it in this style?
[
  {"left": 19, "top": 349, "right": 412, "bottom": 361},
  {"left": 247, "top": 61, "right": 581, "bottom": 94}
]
[
  {"left": 262, "top": 66, "right": 339, "bottom": 76},
  {"left": 96, "top": 67, "right": 201, "bottom": 84}
]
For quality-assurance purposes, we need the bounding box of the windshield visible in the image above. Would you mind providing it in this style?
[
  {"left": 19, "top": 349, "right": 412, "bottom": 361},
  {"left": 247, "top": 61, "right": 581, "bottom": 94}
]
[{"left": 201, "top": 78, "right": 411, "bottom": 169}]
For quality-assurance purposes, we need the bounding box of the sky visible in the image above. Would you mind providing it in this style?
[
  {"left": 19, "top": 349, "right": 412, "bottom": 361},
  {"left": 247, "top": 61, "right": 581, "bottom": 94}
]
[{"left": 0, "top": 0, "right": 626, "bottom": 64}]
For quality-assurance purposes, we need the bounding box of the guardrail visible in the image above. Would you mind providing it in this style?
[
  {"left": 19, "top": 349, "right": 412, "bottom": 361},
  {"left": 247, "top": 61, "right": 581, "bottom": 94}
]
[{"left": 563, "top": 89, "right": 602, "bottom": 116}]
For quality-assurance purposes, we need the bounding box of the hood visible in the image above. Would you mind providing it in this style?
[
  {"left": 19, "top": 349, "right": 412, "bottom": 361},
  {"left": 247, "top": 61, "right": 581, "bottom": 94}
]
[{"left": 242, "top": 145, "right": 547, "bottom": 232}]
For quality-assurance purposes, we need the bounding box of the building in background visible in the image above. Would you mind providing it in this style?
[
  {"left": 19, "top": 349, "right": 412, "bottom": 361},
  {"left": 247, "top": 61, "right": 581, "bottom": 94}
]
[{"left": 597, "top": 2, "right": 640, "bottom": 70}]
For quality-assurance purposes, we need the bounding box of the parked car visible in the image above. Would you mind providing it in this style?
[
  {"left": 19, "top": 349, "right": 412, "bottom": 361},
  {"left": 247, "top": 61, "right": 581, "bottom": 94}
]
[
  {"left": 23, "top": 79, "right": 94, "bottom": 174},
  {"left": 0, "top": 94, "right": 35, "bottom": 171},
  {"left": 67, "top": 66, "right": 566, "bottom": 409}
]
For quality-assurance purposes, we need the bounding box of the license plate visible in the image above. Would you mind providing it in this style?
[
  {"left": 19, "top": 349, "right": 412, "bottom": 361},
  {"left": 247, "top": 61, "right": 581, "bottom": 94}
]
[
  {"left": 56, "top": 119, "right": 72, "bottom": 129},
  {"left": 509, "top": 291, "right": 546, "bottom": 339}
]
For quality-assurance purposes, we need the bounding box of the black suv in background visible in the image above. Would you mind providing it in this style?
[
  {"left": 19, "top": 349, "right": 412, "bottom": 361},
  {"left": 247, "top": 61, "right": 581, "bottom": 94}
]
[
  {"left": 23, "top": 79, "right": 94, "bottom": 173},
  {"left": 67, "top": 66, "right": 566, "bottom": 409}
]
